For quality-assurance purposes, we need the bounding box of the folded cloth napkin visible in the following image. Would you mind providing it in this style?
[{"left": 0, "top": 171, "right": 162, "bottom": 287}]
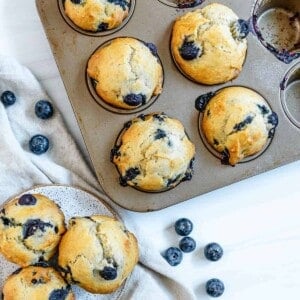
[{"left": 0, "top": 56, "right": 196, "bottom": 299}]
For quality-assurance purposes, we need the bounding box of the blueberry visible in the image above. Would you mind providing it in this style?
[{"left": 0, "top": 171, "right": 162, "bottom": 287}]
[
  {"left": 177, "top": 0, "right": 204, "bottom": 8},
  {"left": 220, "top": 148, "right": 230, "bottom": 166},
  {"left": 97, "top": 22, "right": 108, "bottom": 32},
  {"left": 154, "top": 129, "right": 167, "bottom": 140},
  {"left": 99, "top": 266, "right": 117, "bottom": 280},
  {"left": 204, "top": 243, "right": 223, "bottom": 261},
  {"left": 232, "top": 115, "right": 254, "bottom": 132},
  {"left": 35, "top": 100, "right": 54, "bottom": 119},
  {"left": 107, "top": 0, "right": 129, "bottom": 10},
  {"left": 18, "top": 194, "right": 37, "bottom": 206},
  {"left": 179, "top": 236, "right": 196, "bottom": 253},
  {"left": 195, "top": 92, "right": 215, "bottom": 112},
  {"left": 257, "top": 104, "right": 269, "bottom": 115},
  {"left": 268, "top": 112, "right": 279, "bottom": 127},
  {"left": 163, "top": 247, "right": 183, "bottom": 266},
  {"left": 70, "top": 0, "right": 82, "bottom": 4},
  {"left": 144, "top": 42, "right": 158, "bottom": 57},
  {"left": 49, "top": 288, "right": 70, "bottom": 300},
  {"left": 23, "top": 219, "right": 53, "bottom": 239},
  {"left": 124, "top": 167, "right": 140, "bottom": 181},
  {"left": 179, "top": 39, "right": 201, "bottom": 60},
  {"left": 29, "top": 135, "right": 49, "bottom": 155},
  {"left": 231, "top": 19, "right": 249, "bottom": 39},
  {"left": 167, "top": 174, "right": 181, "bottom": 187},
  {"left": 123, "top": 94, "right": 146, "bottom": 106},
  {"left": 1, "top": 91, "right": 16, "bottom": 107},
  {"left": 175, "top": 218, "right": 193, "bottom": 236},
  {"left": 206, "top": 278, "right": 225, "bottom": 297}
]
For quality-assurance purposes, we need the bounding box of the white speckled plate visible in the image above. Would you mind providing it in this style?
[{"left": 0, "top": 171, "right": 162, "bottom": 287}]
[{"left": 0, "top": 185, "right": 125, "bottom": 300}]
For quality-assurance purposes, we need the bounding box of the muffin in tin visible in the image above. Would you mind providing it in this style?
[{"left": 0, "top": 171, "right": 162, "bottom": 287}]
[
  {"left": 64, "top": 0, "right": 131, "bottom": 32},
  {"left": 0, "top": 194, "right": 66, "bottom": 267},
  {"left": 171, "top": 3, "right": 248, "bottom": 85},
  {"left": 198, "top": 87, "right": 279, "bottom": 166},
  {"left": 58, "top": 215, "right": 139, "bottom": 294},
  {"left": 111, "top": 113, "right": 196, "bottom": 192},
  {"left": 2, "top": 265, "right": 74, "bottom": 300},
  {"left": 87, "top": 37, "right": 163, "bottom": 110}
]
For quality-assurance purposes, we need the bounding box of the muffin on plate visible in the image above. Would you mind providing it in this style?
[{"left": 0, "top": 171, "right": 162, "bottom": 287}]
[
  {"left": 58, "top": 215, "right": 139, "bottom": 294},
  {"left": 64, "top": 0, "right": 131, "bottom": 32},
  {"left": 171, "top": 3, "right": 248, "bottom": 85},
  {"left": 198, "top": 87, "right": 278, "bottom": 165},
  {"left": 87, "top": 37, "right": 163, "bottom": 109},
  {"left": 2, "top": 265, "right": 74, "bottom": 300},
  {"left": 0, "top": 193, "right": 66, "bottom": 267},
  {"left": 111, "top": 113, "right": 196, "bottom": 192}
]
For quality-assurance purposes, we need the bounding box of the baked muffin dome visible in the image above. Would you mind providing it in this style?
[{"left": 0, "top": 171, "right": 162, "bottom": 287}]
[
  {"left": 58, "top": 215, "right": 138, "bottom": 294},
  {"left": 199, "top": 87, "right": 279, "bottom": 165},
  {"left": 87, "top": 37, "right": 163, "bottom": 109},
  {"left": 64, "top": 0, "right": 131, "bottom": 32},
  {"left": 171, "top": 3, "right": 248, "bottom": 85},
  {"left": 2, "top": 266, "right": 74, "bottom": 300},
  {"left": 0, "top": 194, "right": 66, "bottom": 267},
  {"left": 111, "top": 113, "right": 196, "bottom": 192}
]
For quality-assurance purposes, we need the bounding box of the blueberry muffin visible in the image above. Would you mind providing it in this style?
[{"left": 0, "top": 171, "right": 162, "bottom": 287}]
[
  {"left": 2, "top": 266, "right": 74, "bottom": 300},
  {"left": 171, "top": 3, "right": 248, "bottom": 85},
  {"left": 58, "top": 215, "right": 138, "bottom": 294},
  {"left": 198, "top": 87, "right": 278, "bottom": 166},
  {"left": 0, "top": 194, "right": 66, "bottom": 267},
  {"left": 64, "top": 0, "right": 131, "bottom": 32},
  {"left": 87, "top": 37, "right": 163, "bottom": 109},
  {"left": 111, "top": 113, "right": 196, "bottom": 191}
]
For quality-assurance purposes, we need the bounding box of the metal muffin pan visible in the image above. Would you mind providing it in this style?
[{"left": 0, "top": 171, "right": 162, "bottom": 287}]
[{"left": 36, "top": 0, "right": 300, "bottom": 212}]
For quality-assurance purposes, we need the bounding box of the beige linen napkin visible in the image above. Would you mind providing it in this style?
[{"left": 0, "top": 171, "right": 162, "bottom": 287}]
[{"left": 0, "top": 56, "right": 195, "bottom": 299}]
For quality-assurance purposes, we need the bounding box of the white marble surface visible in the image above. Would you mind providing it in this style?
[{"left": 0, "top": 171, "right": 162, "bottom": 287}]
[{"left": 1, "top": 1, "right": 300, "bottom": 299}]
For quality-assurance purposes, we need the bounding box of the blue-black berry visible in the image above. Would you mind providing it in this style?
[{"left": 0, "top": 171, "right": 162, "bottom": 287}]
[
  {"left": 206, "top": 278, "right": 225, "bottom": 297},
  {"left": 70, "top": 0, "right": 82, "bottom": 4},
  {"left": 123, "top": 93, "right": 146, "bottom": 106},
  {"left": 18, "top": 194, "right": 37, "bottom": 206},
  {"left": 29, "top": 135, "right": 49, "bottom": 155},
  {"left": 35, "top": 100, "right": 54, "bottom": 119},
  {"left": 99, "top": 266, "right": 117, "bottom": 280},
  {"left": 163, "top": 247, "right": 183, "bottom": 266},
  {"left": 195, "top": 92, "right": 215, "bottom": 112},
  {"left": 204, "top": 243, "right": 223, "bottom": 261},
  {"left": 1, "top": 91, "right": 16, "bottom": 107},
  {"left": 179, "top": 236, "right": 196, "bottom": 253},
  {"left": 175, "top": 218, "right": 193, "bottom": 236},
  {"left": 179, "top": 39, "right": 201, "bottom": 60}
]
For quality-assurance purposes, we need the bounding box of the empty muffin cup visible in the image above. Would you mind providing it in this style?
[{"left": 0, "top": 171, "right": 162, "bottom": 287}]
[
  {"left": 59, "top": 0, "right": 136, "bottom": 36},
  {"left": 252, "top": 0, "right": 300, "bottom": 63},
  {"left": 158, "top": 0, "right": 204, "bottom": 8},
  {"left": 86, "top": 37, "right": 164, "bottom": 114},
  {"left": 281, "top": 62, "right": 300, "bottom": 128}
]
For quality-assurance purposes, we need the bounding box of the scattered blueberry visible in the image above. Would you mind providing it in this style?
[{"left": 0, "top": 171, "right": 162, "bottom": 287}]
[
  {"left": 257, "top": 104, "right": 269, "bottom": 115},
  {"left": 49, "top": 288, "right": 70, "bottom": 300},
  {"left": 268, "top": 112, "right": 279, "bottom": 127},
  {"left": 70, "top": 0, "right": 82, "bottom": 4},
  {"left": 206, "top": 278, "right": 225, "bottom": 297},
  {"left": 35, "top": 100, "right": 54, "bottom": 120},
  {"left": 179, "top": 39, "right": 202, "bottom": 60},
  {"left": 123, "top": 93, "right": 146, "bottom": 106},
  {"left": 29, "top": 135, "right": 49, "bottom": 155},
  {"left": 99, "top": 266, "right": 117, "bottom": 280},
  {"left": 163, "top": 247, "right": 183, "bottom": 266},
  {"left": 179, "top": 236, "right": 196, "bottom": 253},
  {"left": 97, "top": 22, "right": 109, "bottom": 32},
  {"left": 231, "top": 19, "right": 249, "bottom": 39},
  {"left": 204, "top": 243, "right": 223, "bottom": 261},
  {"left": 175, "top": 218, "right": 193, "bottom": 236},
  {"left": 232, "top": 115, "right": 254, "bottom": 132},
  {"left": 1, "top": 91, "right": 16, "bottom": 107},
  {"left": 18, "top": 194, "right": 37, "bottom": 206},
  {"left": 220, "top": 148, "right": 230, "bottom": 166},
  {"left": 195, "top": 92, "right": 215, "bottom": 112}
]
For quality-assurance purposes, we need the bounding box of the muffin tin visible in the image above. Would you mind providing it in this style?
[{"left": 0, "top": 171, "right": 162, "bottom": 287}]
[{"left": 36, "top": 0, "right": 300, "bottom": 211}]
